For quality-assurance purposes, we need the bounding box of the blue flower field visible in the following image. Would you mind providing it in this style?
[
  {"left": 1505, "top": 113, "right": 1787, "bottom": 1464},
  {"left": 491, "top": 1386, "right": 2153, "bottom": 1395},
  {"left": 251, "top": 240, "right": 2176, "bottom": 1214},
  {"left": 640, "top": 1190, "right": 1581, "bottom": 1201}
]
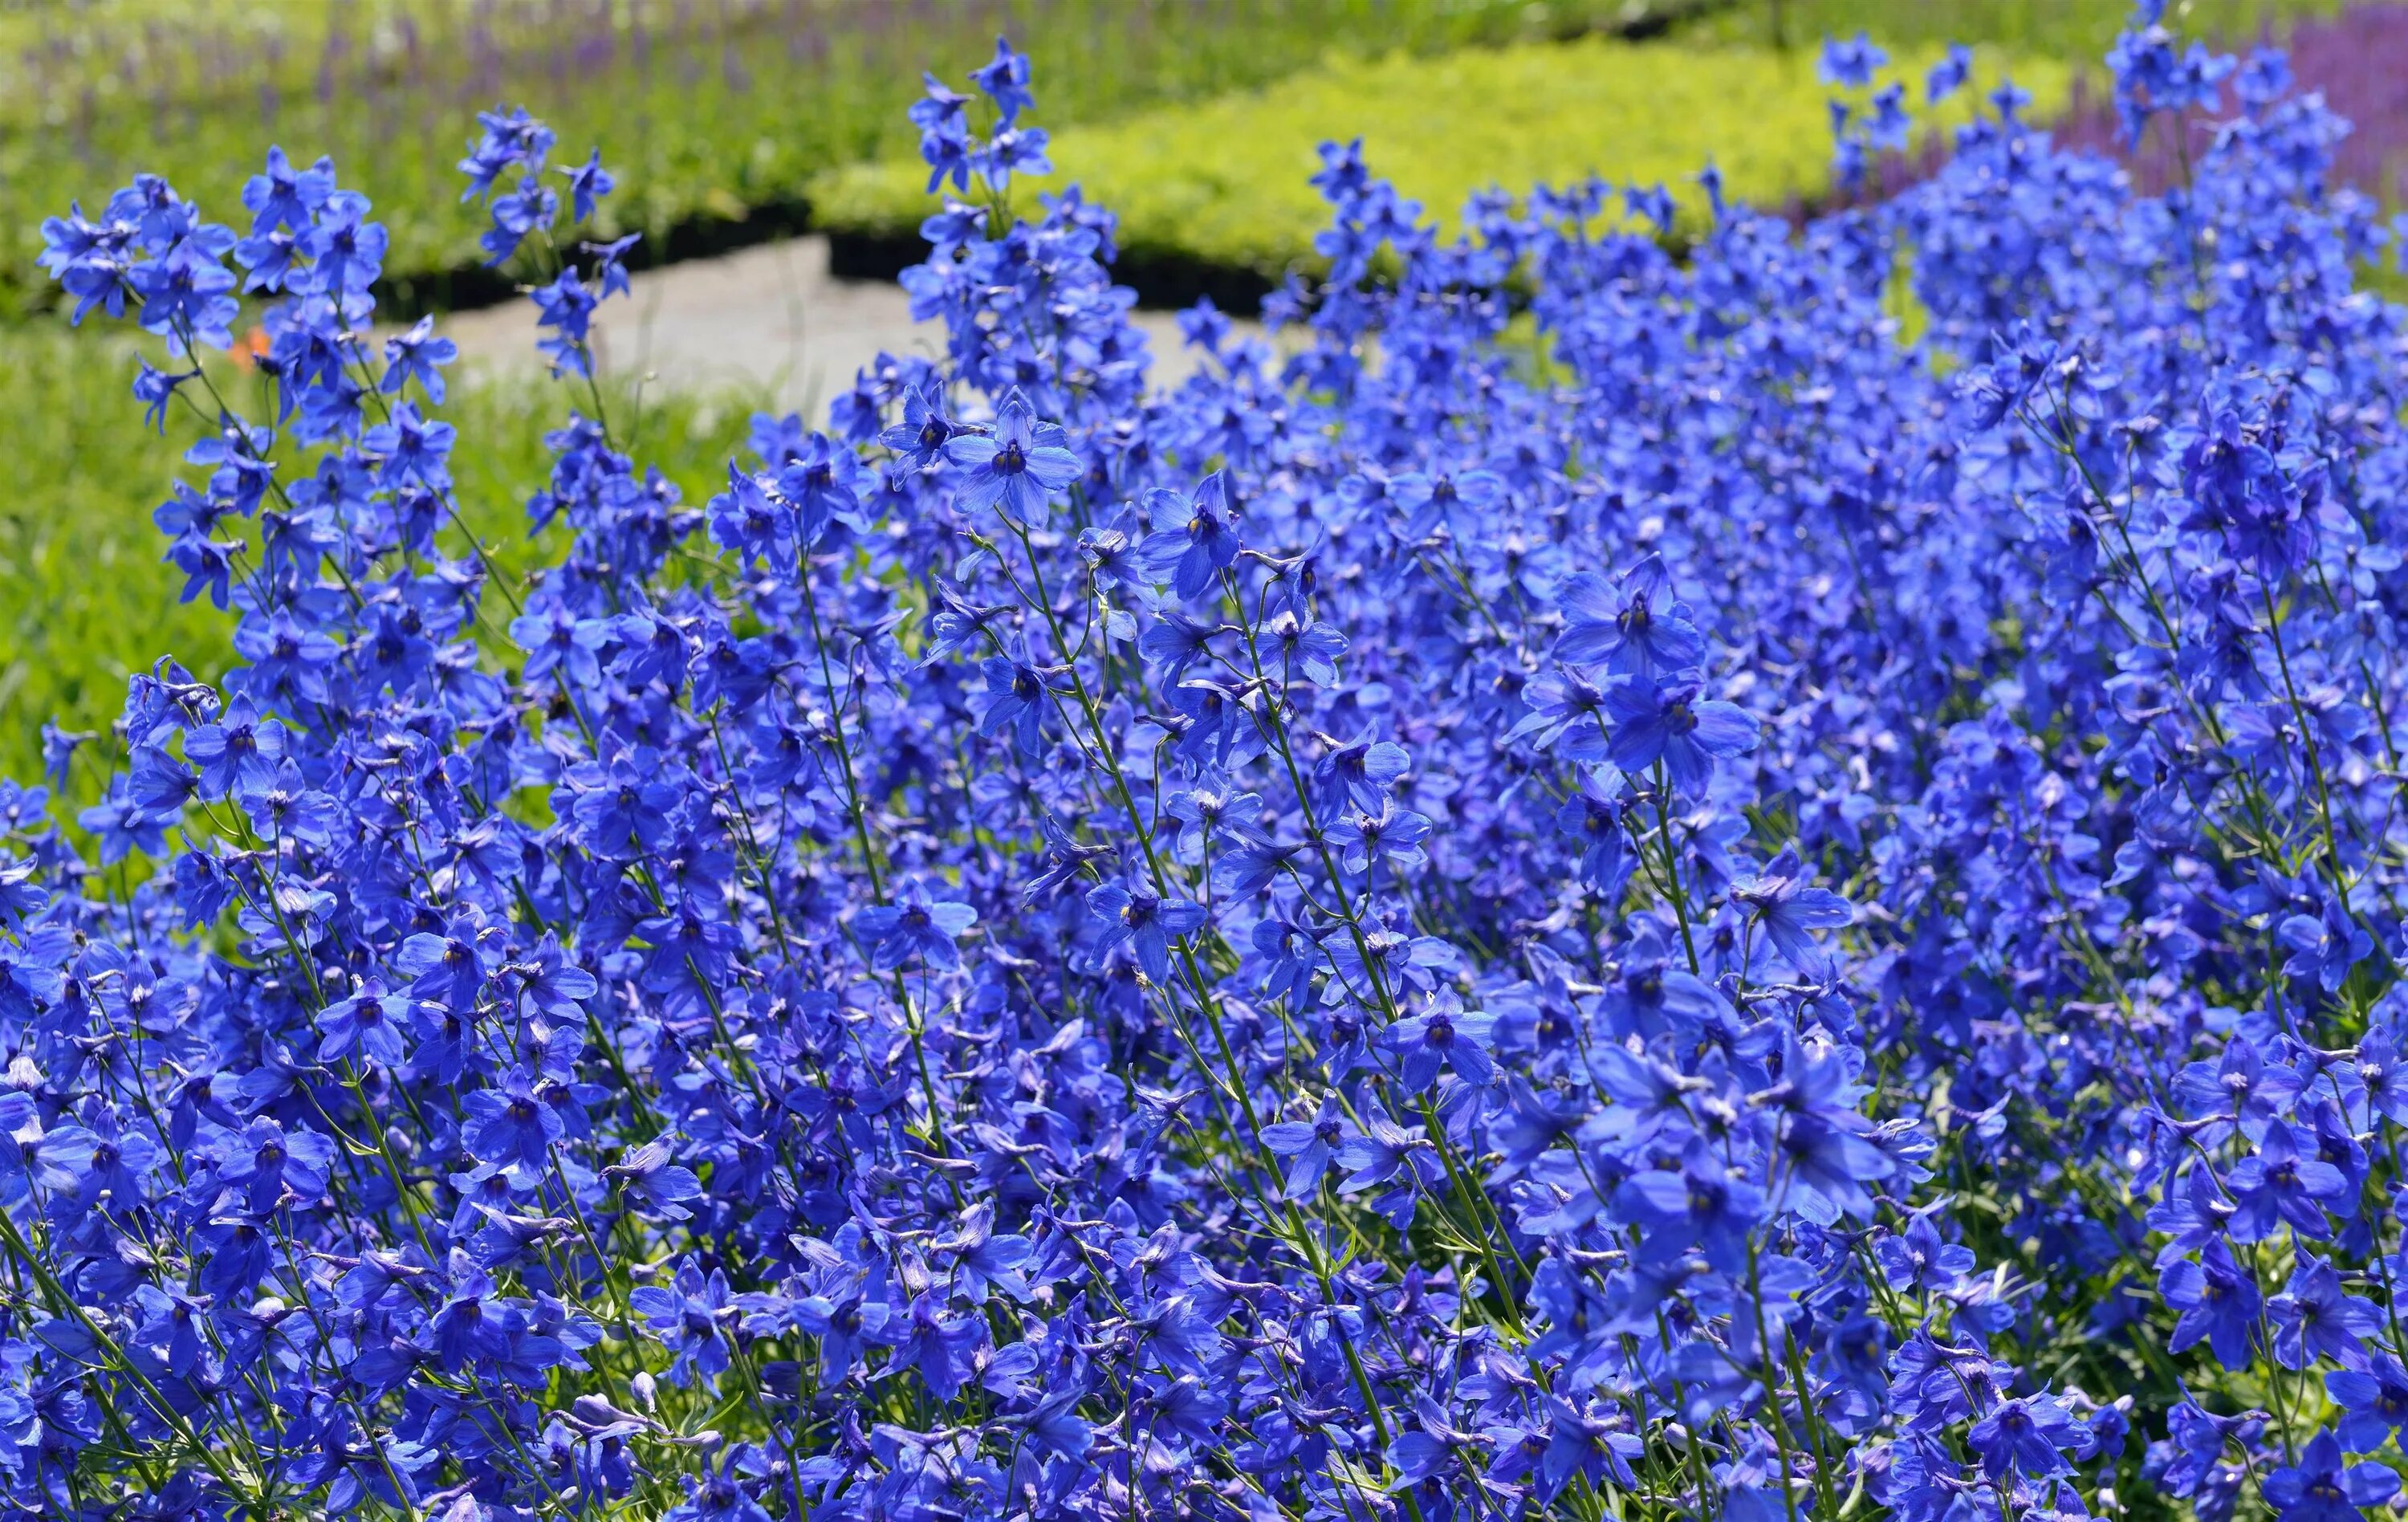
[{"left": 10, "top": 8, "right": 2408, "bottom": 1520}]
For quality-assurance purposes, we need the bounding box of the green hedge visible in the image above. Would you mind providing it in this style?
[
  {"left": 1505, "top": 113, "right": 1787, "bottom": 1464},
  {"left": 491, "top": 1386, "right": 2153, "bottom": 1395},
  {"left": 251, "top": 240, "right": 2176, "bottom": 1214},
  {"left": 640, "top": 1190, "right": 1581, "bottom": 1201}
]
[{"left": 809, "top": 36, "right": 2075, "bottom": 283}]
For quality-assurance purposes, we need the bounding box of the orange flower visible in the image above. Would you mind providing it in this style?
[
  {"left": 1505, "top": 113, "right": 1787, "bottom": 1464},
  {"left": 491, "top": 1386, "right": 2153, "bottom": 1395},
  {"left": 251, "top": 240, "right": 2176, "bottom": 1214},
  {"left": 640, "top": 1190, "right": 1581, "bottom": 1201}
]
[{"left": 230, "top": 324, "right": 272, "bottom": 370}]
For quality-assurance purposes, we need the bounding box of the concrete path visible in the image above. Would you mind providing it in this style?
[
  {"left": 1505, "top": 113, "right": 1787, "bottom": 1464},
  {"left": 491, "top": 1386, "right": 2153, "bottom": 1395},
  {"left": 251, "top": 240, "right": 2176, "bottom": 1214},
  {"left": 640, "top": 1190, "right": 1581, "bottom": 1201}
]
[{"left": 437, "top": 234, "right": 1246, "bottom": 414}]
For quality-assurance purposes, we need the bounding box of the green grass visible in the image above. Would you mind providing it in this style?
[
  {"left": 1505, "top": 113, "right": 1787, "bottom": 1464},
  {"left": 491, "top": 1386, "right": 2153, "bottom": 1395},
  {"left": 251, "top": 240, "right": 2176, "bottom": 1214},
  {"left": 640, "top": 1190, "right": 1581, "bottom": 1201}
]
[
  {"left": 0, "top": 324, "right": 760, "bottom": 783},
  {"left": 810, "top": 36, "right": 2076, "bottom": 281},
  {"left": 0, "top": 0, "right": 1671, "bottom": 320}
]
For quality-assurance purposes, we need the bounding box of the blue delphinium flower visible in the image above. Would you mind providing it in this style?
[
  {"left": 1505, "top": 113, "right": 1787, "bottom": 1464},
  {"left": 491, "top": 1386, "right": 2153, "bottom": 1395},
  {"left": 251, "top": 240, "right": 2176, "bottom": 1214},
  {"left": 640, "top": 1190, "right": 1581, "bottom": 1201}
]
[
  {"left": 462, "top": 1071, "right": 563, "bottom": 1171},
  {"left": 794, "top": 1290, "right": 892, "bottom": 1384},
  {"left": 561, "top": 146, "right": 615, "bottom": 222},
  {"left": 1928, "top": 42, "right": 1974, "bottom": 103},
  {"left": 2326, "top": 1353, "right": 2408, "bottom": 1451},
  {"left": 970, "top": 36, "right": 1035, "bottom": 123},
  {"left": 971, "top": 653, "right": 1056, "bottom": 757},
  {"left": 775, "top": 431, "right": 866, "bottom": 544},
  {"left": 945, "top": 387, "right": 1081, "bottom": 519},
  {"left": 2262, "top": 1430, "right": 2399, "bottom": 1522},
  {"left": 630, "top": 1262, "right": 738, "bottom": 1389},
  {"left": 181, "top": 698, "right": 284, "bottom": 800},
  {"left": 931, "top": 1200, "right": 1033, "bottom": 1303},
  {"left": 1310, "top": 732, "right": 1409, "bottom": 815},
  {"left": 1818, "top": 31, "right": 1889, "bottom": 87},
  {"left": 317, "top": 981, "right": 412, "bottom": 1066},
  {"left": 880, "top": 382, "right": 958, "bottom": 470},
  {"left": 1877, "top": 1212, "right": 1977, "bottom": 1292},
  {"left": 531, "top": 269, "right": 598, "bottom": 374},
  {"left": 2278, "top": 893, "right": 2373, "bottom": 992},
  {"left": 1086, "top": 881, "right": 1206, "bottom": 983},
  {"left": 2226, "top": 1117, "right": 2347, "bottom": 1242},
  {"left": 1613, "top": 1142, "right": 1763, "bottom": 1272},
  {"left": 1137, "top": 470, "right": 1243, "bottom": 600},
  {"left": 1334, "top": 1107, "right": 1446, "bottom": 1227},
  {"left": 2268, "top": 1253, "right": 2382, "bottom": 1369},
  {"left": 1603, "top": 676, "right": 1757, "bottom": 792},
  {"left": 1382, "top": 993, "right": 1497, "bottom": 1088},
  {"left": 1730, "top": 845, "right": 1854, "bottom": 975},
  {"left": 2162, "top": 1239, "right": 2265, "bottom": 1369},
  {"left": 1553, "top": 556, "right": 1704, "bottom": 678},
  {"left": 1261, "top": 1095, "right": 1350, "bottom": 1200},
  {"left": 1967, "top": 1394, "right": 2079, "bottom": 1481},
  {"left": 851, "top": 880, "right": 980, "bottom": 973}
]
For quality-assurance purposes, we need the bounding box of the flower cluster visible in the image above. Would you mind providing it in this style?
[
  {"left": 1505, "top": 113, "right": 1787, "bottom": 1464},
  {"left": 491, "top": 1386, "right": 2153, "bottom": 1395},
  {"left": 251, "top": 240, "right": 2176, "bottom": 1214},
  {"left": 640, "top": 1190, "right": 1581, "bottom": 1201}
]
[{"left": 13, "top": 10, "right": 2408, "bottom": 1521}]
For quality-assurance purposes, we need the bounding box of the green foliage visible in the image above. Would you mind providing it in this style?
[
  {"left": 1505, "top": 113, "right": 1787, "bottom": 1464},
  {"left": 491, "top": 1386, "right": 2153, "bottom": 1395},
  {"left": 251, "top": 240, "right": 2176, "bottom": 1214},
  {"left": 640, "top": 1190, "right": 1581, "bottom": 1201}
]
[
  {"left": 0, "top": 0, "right": 1665, "bottom": 319},
  {"left": 811, "top": 36, "right": 2076, "bottom": 281},
  {"left": 0, "top": 324, "right": 759, "bottom": 783}
]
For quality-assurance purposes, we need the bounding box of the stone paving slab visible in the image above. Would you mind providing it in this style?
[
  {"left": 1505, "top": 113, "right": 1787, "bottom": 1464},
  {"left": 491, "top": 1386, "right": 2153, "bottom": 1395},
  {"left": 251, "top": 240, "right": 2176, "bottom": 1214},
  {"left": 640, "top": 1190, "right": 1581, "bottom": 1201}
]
[{"left": 437, "top": 234, "right": 1247, "bottom": 413}]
